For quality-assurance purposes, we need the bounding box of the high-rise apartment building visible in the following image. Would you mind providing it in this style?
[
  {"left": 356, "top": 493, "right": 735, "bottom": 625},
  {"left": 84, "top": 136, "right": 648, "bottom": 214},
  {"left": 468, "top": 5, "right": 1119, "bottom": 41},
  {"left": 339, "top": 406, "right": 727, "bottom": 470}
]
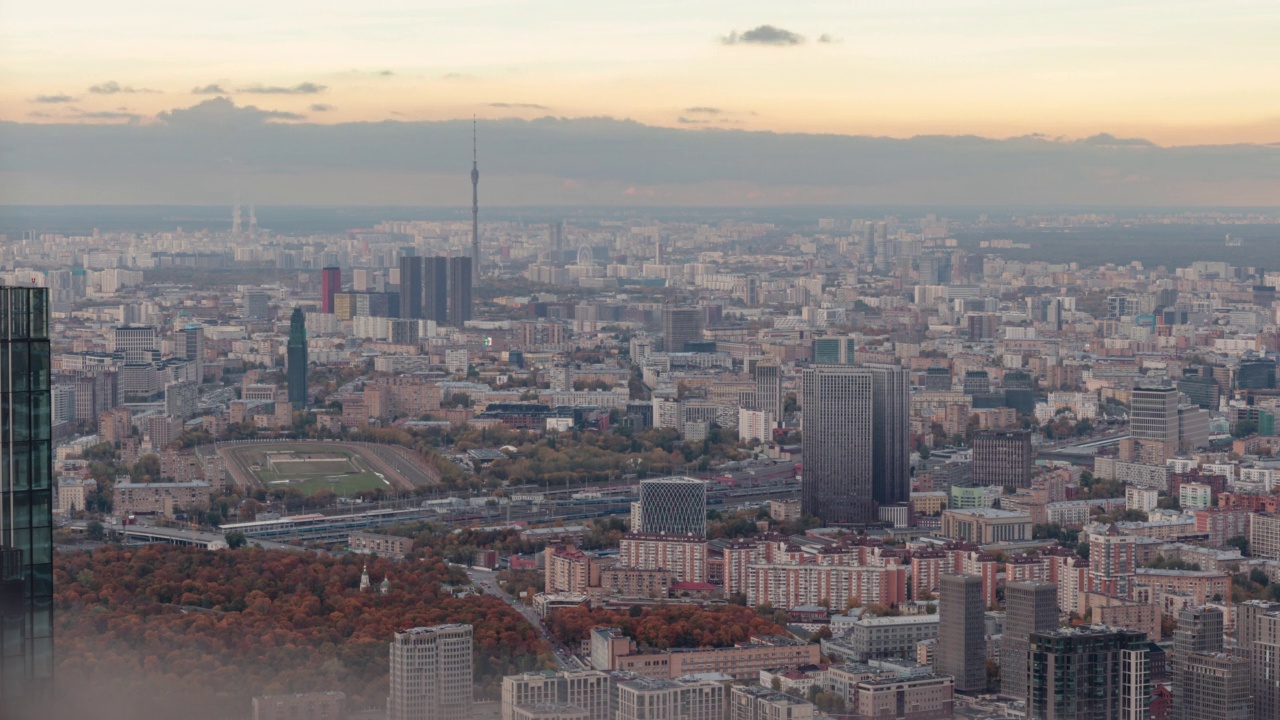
[
  {"left": 800, "top": 365, "right": 910, "bottom": 525},
  {"left": 399, "top": 256, "right": 423, "bottom": 319},
  {"left": 662, "top": 307, "right": 703, "bottom": 353},
  {"left": 747, "top": 358, "right": 782, "bottom": 427},
  {"left": 165, "top": 380, "right": 199, "bottom": 419},
  {"left": 320, "top": 266, "right": 341, "bottom": 315},
  {"left": 287, "top": 308, "right": 308, "bottom": 409},
  {"left": 0, "top": 286, "right": 54, "bottom": 716},
  {"left": 1237, "top": 600, "right": 1280, "bottom": 719},
  {"left": 448, "top": 257, "right": 473, "bottom": 327},
  {"left": 972, "top": 429, "right": 1033, "bottom": 490},
  {"left": 389, "top": 624, "right": 473, "bottom": 720},
  {"left": 636, "top": 477, "right": 707, "bottom": 537},
  {"left": 176, "top": 324, "right": 204, "bottom": 385},
  {"left": 1028, "top": 627, "right": 1149, "bottom": 720},
  {"left": 1088, "top": 524, "right": 1138, "bottom": 599},
  {"left": 1002, "top": 581, "right": 1059, "bottom": 703},
  {"left": 1173, "top": 606, "right": 1250, "bottom": 720},
  {"left": 938, "top": 574, "right": 987, "bottom": 694}
]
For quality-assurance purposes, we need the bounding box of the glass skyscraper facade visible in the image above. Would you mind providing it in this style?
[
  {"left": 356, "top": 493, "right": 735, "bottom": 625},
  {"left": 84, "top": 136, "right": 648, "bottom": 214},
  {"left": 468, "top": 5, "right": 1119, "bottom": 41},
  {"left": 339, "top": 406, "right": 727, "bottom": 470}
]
[{"left": 0, "top": 286, "right": 54, "bottom": 715}]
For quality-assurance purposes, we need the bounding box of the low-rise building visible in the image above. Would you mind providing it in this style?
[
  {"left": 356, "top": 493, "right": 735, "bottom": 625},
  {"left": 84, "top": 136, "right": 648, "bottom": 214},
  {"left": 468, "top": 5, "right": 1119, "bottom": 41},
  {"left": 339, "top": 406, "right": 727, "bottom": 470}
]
[
  {"left": 113, "top": 481, "right": 211, "bottom": 516},
  {"left": 940, "top": 508, "right": 1033, "bottom": 544},
  {"left": 840, "top": 614, "right": 941, "bottom": 661},
  {"left": 847, "top": 674, "right": 955, "bottom": 720},
  {"left": 349, "top": 532, "right": 413, "bottom": 560},
  {"left": 252, "top": 692, "right": 346, "bottom": 720},
  {"left": 729, "top": 685, "right": 815, "bottom": 720}
]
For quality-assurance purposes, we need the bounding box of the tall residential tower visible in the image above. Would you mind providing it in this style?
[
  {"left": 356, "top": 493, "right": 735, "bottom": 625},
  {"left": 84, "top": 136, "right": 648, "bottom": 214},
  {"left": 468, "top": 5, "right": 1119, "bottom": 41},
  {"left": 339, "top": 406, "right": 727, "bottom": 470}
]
[{"left": 389, "top": 624, "right": 473, "bottom": 720}]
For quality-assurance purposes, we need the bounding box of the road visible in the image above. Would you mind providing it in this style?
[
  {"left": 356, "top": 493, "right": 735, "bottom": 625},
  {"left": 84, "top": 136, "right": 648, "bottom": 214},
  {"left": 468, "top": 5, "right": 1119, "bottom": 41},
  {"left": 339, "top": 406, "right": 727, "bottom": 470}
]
[{"left": 467, "top": 568, "right": 586, "bottom": 671}]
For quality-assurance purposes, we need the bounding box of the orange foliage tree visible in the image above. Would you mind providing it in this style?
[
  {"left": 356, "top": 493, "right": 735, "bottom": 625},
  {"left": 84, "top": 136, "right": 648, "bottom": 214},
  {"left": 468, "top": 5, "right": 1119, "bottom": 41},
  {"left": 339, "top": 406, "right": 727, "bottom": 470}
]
[{"left": 53, "top": 545, "right": 551, "bottom": 719}]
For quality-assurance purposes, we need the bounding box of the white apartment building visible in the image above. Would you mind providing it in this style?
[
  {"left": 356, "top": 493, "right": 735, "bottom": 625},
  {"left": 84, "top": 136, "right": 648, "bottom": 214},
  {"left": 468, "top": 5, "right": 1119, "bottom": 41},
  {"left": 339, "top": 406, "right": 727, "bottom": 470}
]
[{"left": 388, "top": 624, "right": 473, "bottom": 720}]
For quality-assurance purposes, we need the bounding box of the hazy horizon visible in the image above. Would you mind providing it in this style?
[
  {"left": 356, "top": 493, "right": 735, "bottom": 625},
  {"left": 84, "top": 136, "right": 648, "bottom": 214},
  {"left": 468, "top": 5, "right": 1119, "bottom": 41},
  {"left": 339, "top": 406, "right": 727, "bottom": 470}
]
[{"left": 4, "top": 105, "right": 1280, "bottom": 207}]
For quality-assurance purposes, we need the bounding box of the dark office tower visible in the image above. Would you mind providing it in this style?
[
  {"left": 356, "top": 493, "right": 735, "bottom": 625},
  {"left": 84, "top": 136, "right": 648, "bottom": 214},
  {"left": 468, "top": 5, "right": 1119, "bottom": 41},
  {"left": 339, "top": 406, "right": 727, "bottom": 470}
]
[
  {"left": 802, "top": 366, "right": 872, "bottom": 525},
  {"left": 962, "top": 370, "right": 991, "bottom": 395},
  {"left": 919, "top": 252, "right": 952, "bottom": 285},
  {"left": 801, "top": 365, "right": 909, "bottom": 525},
  {"left": 448, "top": 256, "right": 473, "bottom": 327},
  {"left": 662, "top": 307, "right": 703, "bottom": 353},
  {"left": 869, "top": 365, "right": 911, "bottom": 508},
  {"left": 320, "top": 266, "right": 341, "bottom": 315},
  {"left": 924, "top": 367, "right": 953, "bottom": 391},
  {"left": 176, "top": 324, "right": 204, "bottom": 385},
  {"left": 972, "top": 429, "right": 1033, "bottom": 490},
  {"left": 855, "top": 224, "right": 873, "bottom": 262},
  {"left": 1003, "top": 371, "right": 1035, "bottom": 416},
  {"left": 1028, "top": 627, "right": 1149, "bottom": 720},
  {"left": 424, "top": 256, "right": 450, "bottom": 324},
  {"left": 1177, "top": 376, "right": 1220, "bottom": 410},
  {"left": 0, "top": 286, "right": 53, "bottom": 716},
  {"left": 548, "top": 220, "right": 564, "bottom": 252},
  {"left": 287, "top": 308, "right": 307, "bottom": 409},
  {"left": 938, "top": 574, "right": 986, "bottom": 694},
  {"left": 471, "top": 118, "right": 480, "bottom": 282},
  {"left": 1002, "top": 582, "right": 1059, "bottom": 703},
  {"left": 1237, "top": 359, "right": 1277, "bottom": 390},
  {"left": 399, "top": 256, "right": 423, "bottom": 319}
]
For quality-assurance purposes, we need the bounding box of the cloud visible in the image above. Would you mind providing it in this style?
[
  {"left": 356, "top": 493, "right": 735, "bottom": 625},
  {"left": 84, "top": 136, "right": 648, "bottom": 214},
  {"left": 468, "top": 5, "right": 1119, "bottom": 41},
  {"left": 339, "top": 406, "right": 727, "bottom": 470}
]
[
  {"left": 236, "top": 82, "right": 327, "bottom": 95},
  {"left": 88, "top": 81, "right": 159, "bottom": 95},
  {"left": 309, "top": 104, "right": 335, "bottom": 112},
  {"left": 442, "top": 73, "right": 474, "bottom": 81},
  {"left": 156, "top": 97, "right": 306, "bottom": 127},
  {"left": 71, "top": 110, "right": 143, "bottom": 122},
  {"left": 683, "top": 107, "right": 721, "bottom": 115},
  {"left": 722, "top": 25, "right": 805, "bottom": 46},
  {"left": 32, "top": 94, "right": 76, "bottom": 104},
  {"left": 817, "top": 34, "right": 839, "bottom": 44},
  {"left": 1076, "top": 133, "right": 1157, "bottom": 148},
  {"left": 379, "top": 70, "right": 394, "bottom": 77},
  {"left": 488, "top": 102, "right": 549, "bottom": 110},
  {"left": 677, "top": 117, "right": 709, "bottom": 125},
  {"left": 192, "top": 84, "right": 226, "bottom": 94}
]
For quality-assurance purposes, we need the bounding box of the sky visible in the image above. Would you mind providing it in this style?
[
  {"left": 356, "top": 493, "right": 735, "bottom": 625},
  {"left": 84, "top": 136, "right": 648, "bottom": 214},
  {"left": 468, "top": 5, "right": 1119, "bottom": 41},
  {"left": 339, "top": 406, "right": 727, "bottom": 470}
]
[
  {"left": 2, "top": 1, "right": 1279, "bottom": 206},
  {"left": 4, "top": 0, "right": 1280, "bottom": 144}
]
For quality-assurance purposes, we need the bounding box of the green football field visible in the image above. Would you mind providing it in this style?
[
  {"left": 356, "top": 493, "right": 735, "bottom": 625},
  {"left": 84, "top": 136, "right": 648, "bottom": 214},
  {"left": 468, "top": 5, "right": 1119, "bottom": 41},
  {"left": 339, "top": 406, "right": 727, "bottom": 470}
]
[{"left": 232, "top": 446, "right": 391, "bottom": 496}]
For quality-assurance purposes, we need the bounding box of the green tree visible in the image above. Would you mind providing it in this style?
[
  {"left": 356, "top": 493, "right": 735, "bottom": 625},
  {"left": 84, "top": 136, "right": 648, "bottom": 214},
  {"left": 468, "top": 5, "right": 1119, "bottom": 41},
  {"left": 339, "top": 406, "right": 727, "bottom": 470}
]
[
  {"left": 86, "top": 520, "right": 105, "bottom": 541},
  {"left": 225, "top": 531, "right": 247, "bottom": 549}
]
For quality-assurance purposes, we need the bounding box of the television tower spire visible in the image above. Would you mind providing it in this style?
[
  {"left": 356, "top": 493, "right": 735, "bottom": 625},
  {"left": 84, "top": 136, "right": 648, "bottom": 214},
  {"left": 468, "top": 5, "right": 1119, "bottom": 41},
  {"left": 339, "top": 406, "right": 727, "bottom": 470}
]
[
  {"left": 231, "top": 192, "right": 242, "bottom": 236},
  {"left": 470, "top": 116, "right": 480, "bottom": 282}
]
